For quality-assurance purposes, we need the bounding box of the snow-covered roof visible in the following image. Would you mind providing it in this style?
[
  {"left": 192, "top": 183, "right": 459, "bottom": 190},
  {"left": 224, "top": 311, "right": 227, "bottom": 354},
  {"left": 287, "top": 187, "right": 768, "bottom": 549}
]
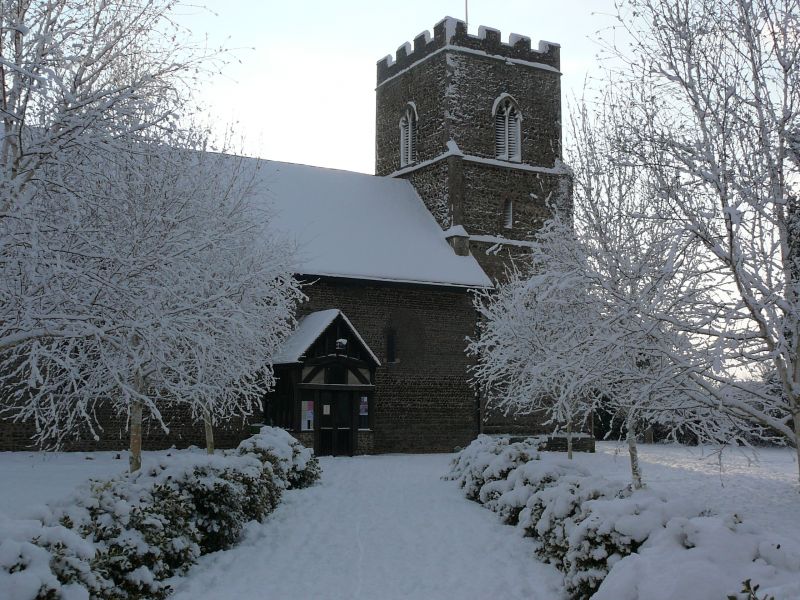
[
  {"left": 251, "top": 160, "right": 491, "bottom": 288},
  {"left": 273, "top": 309, "right": 380, "bottom": 366}
]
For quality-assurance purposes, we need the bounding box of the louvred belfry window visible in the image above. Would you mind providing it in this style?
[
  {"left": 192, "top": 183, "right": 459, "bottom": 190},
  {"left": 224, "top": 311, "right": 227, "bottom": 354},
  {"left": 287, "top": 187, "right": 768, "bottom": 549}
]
[
  {"left": 494, "top": 96, "right": 521, "bottom": 162},
  {"left": 399, "top": 104, "right": 417, "bottom": 167}
]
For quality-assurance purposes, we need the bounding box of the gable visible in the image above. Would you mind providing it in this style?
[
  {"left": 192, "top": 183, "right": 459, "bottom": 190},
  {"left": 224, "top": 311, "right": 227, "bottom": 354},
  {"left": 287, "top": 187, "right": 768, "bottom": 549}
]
[{"left": 273, "top": 309, "right": 380, "bottom": 366}]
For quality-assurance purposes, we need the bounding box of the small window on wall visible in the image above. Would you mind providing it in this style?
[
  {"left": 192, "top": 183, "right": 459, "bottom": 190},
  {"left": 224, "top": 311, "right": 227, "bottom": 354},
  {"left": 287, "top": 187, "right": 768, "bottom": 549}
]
[
  {"left": 358, "top": 395, "right": 369, "bottom": 429},
  {"left": 399, "top": 103, "right": 418, "bottom": 167},
  {"left": 386, "top": 328, "right": 398, "bottom": 363},
  {"left": 503, "top": 199, "right": 513, "bottom": 229}
]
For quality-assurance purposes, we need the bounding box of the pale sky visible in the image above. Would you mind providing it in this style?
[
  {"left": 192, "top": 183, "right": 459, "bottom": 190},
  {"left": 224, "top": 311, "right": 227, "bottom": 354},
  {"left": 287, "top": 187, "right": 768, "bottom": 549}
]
[{"left": 176, "top": 1, "right": 620, "bottom": 174}]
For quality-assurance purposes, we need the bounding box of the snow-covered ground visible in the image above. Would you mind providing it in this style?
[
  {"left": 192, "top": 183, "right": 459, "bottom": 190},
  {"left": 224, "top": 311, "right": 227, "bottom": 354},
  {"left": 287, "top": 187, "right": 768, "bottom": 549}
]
[
  {"left": 591, "top": 442, "right": 800, "bottom": 541},
  {"left": 168, "top": 454, "right": 564, "bottom": 600},
  {"left": 0, "top": 449, "right": 176, "bottom": 520},
  {"left": 1, "top": 442, "right": 798, "bottom": 599}
]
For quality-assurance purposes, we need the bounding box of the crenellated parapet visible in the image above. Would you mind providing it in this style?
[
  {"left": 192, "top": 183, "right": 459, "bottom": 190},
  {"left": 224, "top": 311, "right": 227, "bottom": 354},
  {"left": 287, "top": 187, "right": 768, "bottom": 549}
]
[{"left": 377, "top": 16, "right": 560, "bottom": 85}]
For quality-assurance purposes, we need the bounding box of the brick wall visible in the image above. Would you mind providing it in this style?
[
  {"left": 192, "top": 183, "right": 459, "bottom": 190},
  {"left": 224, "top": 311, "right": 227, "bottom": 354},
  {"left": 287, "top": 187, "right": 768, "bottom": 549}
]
[
  {"left": 299, "top": 277, "right": 479, "bottom": 453},
  {"left": 0, "top": 400, "right": 255, "bottom": 452},
  {"left": 376, "top": 17, "right": 562, "bottom": 176},
  {"left": 376, "top": 52, "right": 449, "bottom": 176},
  {"left": 375, "top": 18, "right": 572, "bottom": 286}
]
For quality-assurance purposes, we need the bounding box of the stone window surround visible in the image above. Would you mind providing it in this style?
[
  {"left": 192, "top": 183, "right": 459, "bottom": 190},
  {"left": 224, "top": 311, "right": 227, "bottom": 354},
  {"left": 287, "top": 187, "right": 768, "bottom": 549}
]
[{"left": 399, "top": 102, "right": 418, "bottom": 167}]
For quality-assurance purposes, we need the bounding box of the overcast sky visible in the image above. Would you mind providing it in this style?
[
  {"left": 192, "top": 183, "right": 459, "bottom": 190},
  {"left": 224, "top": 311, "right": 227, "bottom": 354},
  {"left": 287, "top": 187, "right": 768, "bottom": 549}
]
[{"left": 176, "top": 1, "right": 620, "bottom": 174}]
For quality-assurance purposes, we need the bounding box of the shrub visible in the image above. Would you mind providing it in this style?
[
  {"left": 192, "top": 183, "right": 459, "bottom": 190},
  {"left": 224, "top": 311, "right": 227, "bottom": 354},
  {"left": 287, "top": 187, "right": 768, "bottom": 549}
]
[
  {"left": 3, "top": 428, "right": 321, "bottom": 600},
  {"left": 446, "top": 439, "right": 800, "bottom": 600},
  {"left": 445, "top": 435, "right": 539, "bottom": 501},
  {"left": 156, "top": 457, "right": 256, "bottom": 555},
  {"left": 594, "top": 515, "right": 800, "bottom": 600},
  {"left": 0, "top": 515, "right": 100, "bottom": 600},
  {"left": 236, "top": 426, "right": 321, "bottom": 489},
  {"left": 485, "top": 458, "right": 589, "bottom": 525},
  {"left": 50, "top": 463, "right": 205, "bottom": 599}
]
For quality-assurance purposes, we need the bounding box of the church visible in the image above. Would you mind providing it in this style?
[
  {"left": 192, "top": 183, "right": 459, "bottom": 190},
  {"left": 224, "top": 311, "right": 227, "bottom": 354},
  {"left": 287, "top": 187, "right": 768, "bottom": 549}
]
[
  {"left": 260, "top": 16, "right": 572, "bottom": 455},
  {"left": 0, "top": 17, "right": 573, "bottom": 454}
]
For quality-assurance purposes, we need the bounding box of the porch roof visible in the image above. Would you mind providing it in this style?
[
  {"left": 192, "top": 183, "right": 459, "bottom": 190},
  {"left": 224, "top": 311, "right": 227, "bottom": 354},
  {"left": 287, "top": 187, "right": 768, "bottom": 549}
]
[{"left": 273, "top": 309, "right": 381, "bottom": 366}]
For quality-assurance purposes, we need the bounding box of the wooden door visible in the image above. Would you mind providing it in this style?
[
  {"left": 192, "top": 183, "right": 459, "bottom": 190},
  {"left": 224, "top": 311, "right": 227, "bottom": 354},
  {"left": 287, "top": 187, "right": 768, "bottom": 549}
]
[{"left": 317, "top": 391, "right": 353, "bottom": 456}]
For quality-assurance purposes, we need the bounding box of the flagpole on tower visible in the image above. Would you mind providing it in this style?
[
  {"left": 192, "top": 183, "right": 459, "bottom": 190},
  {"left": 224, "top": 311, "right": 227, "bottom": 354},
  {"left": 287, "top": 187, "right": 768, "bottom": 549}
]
[{"left": 465, "top": 0, "right": 469, "bottom": 29}]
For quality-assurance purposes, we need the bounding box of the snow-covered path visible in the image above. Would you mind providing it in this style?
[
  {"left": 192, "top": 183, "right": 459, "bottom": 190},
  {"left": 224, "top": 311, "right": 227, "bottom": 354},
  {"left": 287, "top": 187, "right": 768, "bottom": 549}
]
[{"left": 169, "top": 453, "right": 564, "bottom": 600}]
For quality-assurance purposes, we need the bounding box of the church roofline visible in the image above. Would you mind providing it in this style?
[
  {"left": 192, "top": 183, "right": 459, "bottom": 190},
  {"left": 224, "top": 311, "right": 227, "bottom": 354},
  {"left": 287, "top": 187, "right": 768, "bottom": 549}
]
[{"left": 296, "top": 271, "right": 492, "bottom": 290}]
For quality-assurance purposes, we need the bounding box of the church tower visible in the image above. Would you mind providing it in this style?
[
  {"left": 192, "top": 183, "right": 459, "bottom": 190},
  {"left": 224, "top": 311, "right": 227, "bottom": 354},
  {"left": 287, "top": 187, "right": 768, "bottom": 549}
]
[{"left": 376, "top": 17, "right": 571, "bottom": 281}]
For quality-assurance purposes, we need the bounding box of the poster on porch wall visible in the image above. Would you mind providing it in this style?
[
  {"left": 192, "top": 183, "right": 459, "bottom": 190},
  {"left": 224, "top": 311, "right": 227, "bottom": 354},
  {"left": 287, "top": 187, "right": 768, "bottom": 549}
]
[
  {"left": 302, "top": 400, "right": 314, "bottom": 431},
  {"left": 360, "top": 396, "right": 368, "bottom": 416}
]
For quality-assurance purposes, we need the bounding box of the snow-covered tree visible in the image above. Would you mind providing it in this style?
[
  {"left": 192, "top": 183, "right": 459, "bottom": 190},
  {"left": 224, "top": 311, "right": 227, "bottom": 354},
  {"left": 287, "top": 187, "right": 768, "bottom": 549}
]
[
  {"left": 1, "top": 130, "right": 302, "bottom": 469},
  {"left": 599, "top": 0, "right": 800, "bottom": 480},
  {"left": 469, "top": 253, "right": 602, "bottom": 461},
  {"left": 469, "top": 91, "right": 775, "bottom": 487},
  {"left": 0, "top": 0, "right": 217, "bottom": 355},
  {"left": 0, "top": 1, "right": 302, "bottom": 470}
]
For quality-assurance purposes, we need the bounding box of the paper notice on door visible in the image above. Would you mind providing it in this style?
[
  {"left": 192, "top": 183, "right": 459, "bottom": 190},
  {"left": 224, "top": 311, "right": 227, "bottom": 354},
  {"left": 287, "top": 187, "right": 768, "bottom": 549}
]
[{"left": 323, "top": 404, "right": 331, "bottom": 415}]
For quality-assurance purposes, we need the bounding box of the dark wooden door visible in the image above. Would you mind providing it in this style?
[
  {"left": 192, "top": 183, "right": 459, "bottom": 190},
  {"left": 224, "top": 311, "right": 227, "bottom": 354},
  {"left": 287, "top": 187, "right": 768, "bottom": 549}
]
[{"left": 317, "top": 391, "right": 353, "bottom": 456}]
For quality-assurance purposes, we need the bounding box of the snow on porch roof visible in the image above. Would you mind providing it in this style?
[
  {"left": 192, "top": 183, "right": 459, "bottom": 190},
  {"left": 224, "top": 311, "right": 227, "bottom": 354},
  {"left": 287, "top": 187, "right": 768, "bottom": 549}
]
[
  {"left": 251, "top": 159, "right": 492, "bottom": 288},
  {"left": 273, "top": 309, "right": 381, "bottom": 366}
]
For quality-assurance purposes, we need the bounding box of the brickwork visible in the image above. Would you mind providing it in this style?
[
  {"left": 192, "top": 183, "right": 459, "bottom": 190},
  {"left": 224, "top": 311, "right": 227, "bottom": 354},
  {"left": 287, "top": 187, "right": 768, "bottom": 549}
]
[
  {"left": 376, "top": 52, "right": 449, "bottom": 176},
  {"left": 444, "top": 51, "right": 561, "bottom": 167},
  {"left": 299, "top": 277, "right": 479, "bottom": 453},
  {"left": 402, "top": 161, "right": 451, "bottom": 228},
  {"left": 482, "top": 406, "right": 554, "bottom": 437},
  {"left": 375, "top": 17, "right": 574, "bottom": 438},
  {"left": 293, "top": 431, "right": 314, "bottom": 449},
  {"left": 543, "top": 435, "right": 596, "bottom": 453},
  {"left": 356, "top": 430, "right": 375, "bottom": 455},
  {"left": 376, "top": 17, "right": 572, "bottom": 288},
  {"left": 403, "top": 159, "right": 572, "bottom": 282},
  {"left": 376, "top": 17, "right": 562, "bottom": 176},
  {"left": 461, "top": 163, "right": 563, "bottom": 236},
  {"left": 0, "top": 403, "right": 254, "bottom": 452}
]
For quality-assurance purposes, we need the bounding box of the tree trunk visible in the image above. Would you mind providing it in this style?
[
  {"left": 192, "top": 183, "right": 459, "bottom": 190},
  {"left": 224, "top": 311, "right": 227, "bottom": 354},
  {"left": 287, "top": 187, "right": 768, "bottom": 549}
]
[
  {"left": 626, "top": 416, "right": 643, "bottom": 489},
  {"left": 644, "top": 426, "right": 654, "bottom": 444},
  {"left": 793, "top": 410, "right": 800, "bottom": 487},
  {"left": 204, "top": 409, "right": 215, "bottom": 455},
  {"left": 129, "top": 398, "right": 143, "bottom": 472},
  {"left": 129, "top": 366, "right": 148, "bottom": 472},
  {"left": 566, "top": 419, "right": 574, "bottom": 460}
]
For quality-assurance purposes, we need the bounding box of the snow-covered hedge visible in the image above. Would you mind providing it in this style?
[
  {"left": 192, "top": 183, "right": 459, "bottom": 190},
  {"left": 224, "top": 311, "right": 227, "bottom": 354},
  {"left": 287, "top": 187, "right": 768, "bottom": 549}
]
[
  {"left": 1, "top": 427, "right": 321, "bottom": 600},
  {"left": 484, "top": 456, "right": 589, "bottom": 526},
  {"left": 236, "top": 426, "right": 321, "bottom": 490},
  {"left": 445, "top": 434, "right": 540, "bottom": 502},
  {"left": 446, "top": 436, "right": 800, "bottom": 600},
  {"left": 0, "top": 516, "right": 98, "bottom": 600},
  {"left": 593, "top": 515, "right": 800, "bottom": 600}
]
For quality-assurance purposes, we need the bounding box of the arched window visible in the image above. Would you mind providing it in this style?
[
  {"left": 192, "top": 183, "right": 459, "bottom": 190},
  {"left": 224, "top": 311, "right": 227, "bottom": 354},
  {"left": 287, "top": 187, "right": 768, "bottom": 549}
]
[
  {"left": 493, "top": 95, "right": 521, "bottom": 162},
  {"left": 399, "top": 103, "right": 418, "bottom": 167},
  {"left": 503, "top": 199, "right": 513, "bottom": 229}
]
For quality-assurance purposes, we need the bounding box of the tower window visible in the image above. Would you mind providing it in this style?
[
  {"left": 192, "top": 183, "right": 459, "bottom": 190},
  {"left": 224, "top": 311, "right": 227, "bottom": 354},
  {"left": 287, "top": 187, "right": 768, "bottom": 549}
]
[
  {"left": 386, "top": 328, "right": 398, "bottom": 363},
  {"left": 399, "top": 103, "right": 418, "bottom": 167},
  {"left": 494, "top": 95, "right": 521, "bottom": 162},
  {"left": 503, "top": 199, "right": 513, "bottom": 229}
]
